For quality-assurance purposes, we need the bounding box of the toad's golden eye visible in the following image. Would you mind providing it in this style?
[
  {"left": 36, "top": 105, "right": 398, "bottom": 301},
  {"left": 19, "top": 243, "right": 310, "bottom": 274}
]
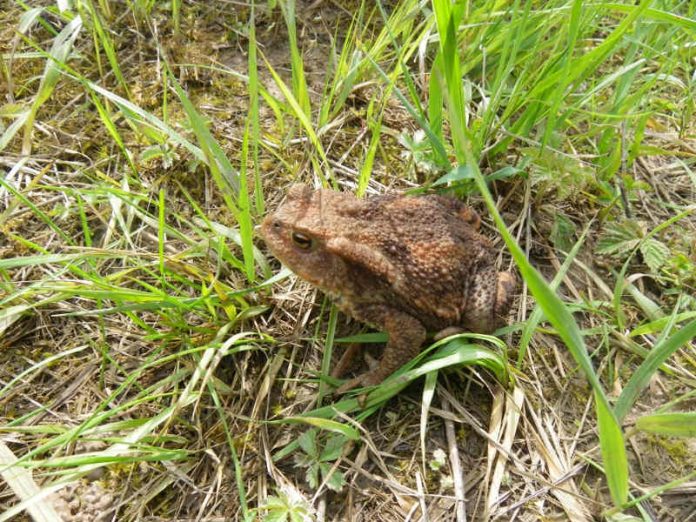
[{"left": 292, "top": 232, "right": 313, "bottom": 250}]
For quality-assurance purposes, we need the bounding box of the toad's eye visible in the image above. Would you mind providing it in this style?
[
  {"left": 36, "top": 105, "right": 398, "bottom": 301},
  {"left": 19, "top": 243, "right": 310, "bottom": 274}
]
[{"left": 291, "top": 232, "right": 313, "bottom": 250}]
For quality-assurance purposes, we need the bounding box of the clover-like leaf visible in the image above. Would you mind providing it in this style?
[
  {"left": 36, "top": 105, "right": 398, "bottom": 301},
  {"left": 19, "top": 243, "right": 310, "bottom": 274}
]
[
  {"left": 297, "top": 430, "right": 318, "bottom": 459},
  {"left": 596, "top": 220, "right": 643, "bottom": 257},
  {"left": 319, "top": 462, "right": 345, "bottom": 492},
  {"left": 319, "top": 434, "right": 348, "bottom": 462},
  {"left": 640, "top": 238, "right": 670, "bottom": 274}
]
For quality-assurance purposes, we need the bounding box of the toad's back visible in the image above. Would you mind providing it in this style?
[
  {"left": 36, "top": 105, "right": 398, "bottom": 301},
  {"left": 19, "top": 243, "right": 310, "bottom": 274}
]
[{"left": 336, "top": 193, "right": 492, "bottom": 329}]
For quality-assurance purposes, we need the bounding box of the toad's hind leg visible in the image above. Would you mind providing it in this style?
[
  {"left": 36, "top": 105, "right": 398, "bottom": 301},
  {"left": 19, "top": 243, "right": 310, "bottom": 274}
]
[
  {"left": 335, "top": 307, "right": 425, "bottom": 394},
  {"left": 496, "top": 271, "right": 516, "bottom": 318},
  {"left": 464, "top": 267, "right": 516, "bottom": 334}
]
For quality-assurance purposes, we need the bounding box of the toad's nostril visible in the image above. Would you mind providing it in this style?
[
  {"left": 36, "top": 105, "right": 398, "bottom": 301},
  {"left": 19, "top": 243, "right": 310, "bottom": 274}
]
[{"left": 273, "top": 221, "right": 281, "bottom": 229}]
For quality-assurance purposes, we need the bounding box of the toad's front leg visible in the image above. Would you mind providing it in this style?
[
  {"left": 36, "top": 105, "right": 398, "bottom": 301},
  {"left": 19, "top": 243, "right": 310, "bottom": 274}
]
[{"left": 335, "top": 306, "right": 426, "bottom": 394}]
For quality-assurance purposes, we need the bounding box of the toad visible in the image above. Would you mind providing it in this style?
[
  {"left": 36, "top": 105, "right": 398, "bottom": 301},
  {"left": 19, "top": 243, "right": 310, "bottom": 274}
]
[{"left": 260, "top": 184, "right": 516, "bottom": 393}]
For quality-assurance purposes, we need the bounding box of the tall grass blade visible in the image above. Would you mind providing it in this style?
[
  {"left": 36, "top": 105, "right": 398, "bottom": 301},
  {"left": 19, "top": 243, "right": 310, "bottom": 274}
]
[
  {"left": 82, "top": 0, "right": 131, "bottom": 98},
  {"left": 247, "top": 2, "right": 263, "bottom": 214},
  {"left": 318, "top": 7, "right": 363, "bottom": 128},
  {"left": 517, "top": 222, "right": 592, "bottom": 365},
  {"left": 540, "top": 0, "right": 582, "bottom": 149},
  {"left": 279, "top": 0, "right": 310, "bottom": 116},
  {"left": 172, "top": 0, "right": 181, "bottom": 33},
  {"left": 431, "top": 0, "right": 469, "bottom": 159},
  {"left": 366, "top": 56, "right": 449, "bottom": 165},
  {"left": 22, "top": 15, "right": 83, "bottom": 154},
  {"left": 85, "top": 81, "right": 204, "bottom": 161}
]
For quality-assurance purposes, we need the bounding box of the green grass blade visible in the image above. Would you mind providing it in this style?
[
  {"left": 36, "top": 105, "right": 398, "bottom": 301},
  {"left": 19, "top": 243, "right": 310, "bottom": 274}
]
[
  {"left": 168, "top": 74, "right": 239, "bottom": 195},
  {"left": 239, "top": 108, "right": 257, "bottom": 281},
  {"left": 85, "top": 81, "right": 204, "bottom": 161},
  {"left": 605, "top": 469, "right": 696, "bottom": 517},
  {"left": 275, "top": 417, "right": 361, "bottom": 441},
  {"left": 206, "top": 382, "right": 250, "bottom": 520},
  {"left": 461, "top": 127, "right": 611, "bottom": 409},
  {"left": 517, "top": 222, "right": 592, "bottom": 365},
  {"left": 427, "top": 53, "right": 445, "bottom": 145},
  {"left": 158, "top": 188, "right": 166, "bottom": 284},
  {"left": 431, "top": 0, "right": 469, "bottom": 160},
  {"left": 605, "top": 3, "right": 696, "bottom": 30},
  {"left": 22, "top": 14, "right": 83, "bottom": 155},
  {"left": 0, "top": 177, "right": 74, "bottom": 244},
  {"left": 247, "top": 2, "right": 263, "bottom": 214},
  {"left": 635, "top": 413, "right": 696, "bottom": 438},
  {"left": 81, "top": 0, "right": 131, "bottom": 98},
  {"left": 365, "top": 55, "right": 449, "bottom": 166},
  {"left": 301, "top": 338, "right": 508, "bottom": 422},
  {"left": 540, "top": 0, "right": 582, "bottom": 149},
  {"left": 318, "top": 7, "right": 364, "bottom": 128},
  {"left": 85, "top": 89, "right": 138, "bottom": 175},
  {"left": 171, "top": 0, "right": 180, "bottom": 33},
  {"left": 357, "top": 105, "right": 384, "bottom": 197},
  {"left": 615, "top": 319, "right": 696, "bottom": 422},
  {"left": 629, "top": 312, "right": 696, "bottom": 337},
  {"left": 279, "top": 0, "right": 310, "bottom": 116},
  {"left": 596, "top": 390, "right": 629, "bottom": 506}
]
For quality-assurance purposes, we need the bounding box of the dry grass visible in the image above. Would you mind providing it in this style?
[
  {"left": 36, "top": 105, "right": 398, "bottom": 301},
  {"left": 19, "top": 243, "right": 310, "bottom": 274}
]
[{"left": 1, "top": 1, "right": 695, "bottom": 521}]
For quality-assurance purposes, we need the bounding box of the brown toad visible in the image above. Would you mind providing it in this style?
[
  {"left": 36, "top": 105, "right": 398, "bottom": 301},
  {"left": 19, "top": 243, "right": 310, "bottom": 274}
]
[{"left": 260, "top": 184, "right": 515, "bottom": 392}]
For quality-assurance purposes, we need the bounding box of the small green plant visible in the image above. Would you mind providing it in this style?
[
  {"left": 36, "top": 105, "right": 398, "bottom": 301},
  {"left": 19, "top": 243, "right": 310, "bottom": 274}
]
[
  {"left": 597, "top": 219, "right": 671, "bottom": 274},
  {"left": 664, "top": 253, "right": 696, "bottom": 290},
  {"left": 293, "top": 430, "right": 347, "bottom": 493},
  {"left": 257, "top": 487, "right": 314, "bottom": 522},
  {"left": 525, "top": 147, "right": 595, "bottom": 201},
  {"left": 398, "top": 129, "right": 442, "bottom": 178}
]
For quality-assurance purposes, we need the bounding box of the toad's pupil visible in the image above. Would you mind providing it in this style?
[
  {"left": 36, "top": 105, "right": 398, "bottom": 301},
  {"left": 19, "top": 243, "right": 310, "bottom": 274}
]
[{"left": 292, "top": 232, "right": 312, "bottom": 250}]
